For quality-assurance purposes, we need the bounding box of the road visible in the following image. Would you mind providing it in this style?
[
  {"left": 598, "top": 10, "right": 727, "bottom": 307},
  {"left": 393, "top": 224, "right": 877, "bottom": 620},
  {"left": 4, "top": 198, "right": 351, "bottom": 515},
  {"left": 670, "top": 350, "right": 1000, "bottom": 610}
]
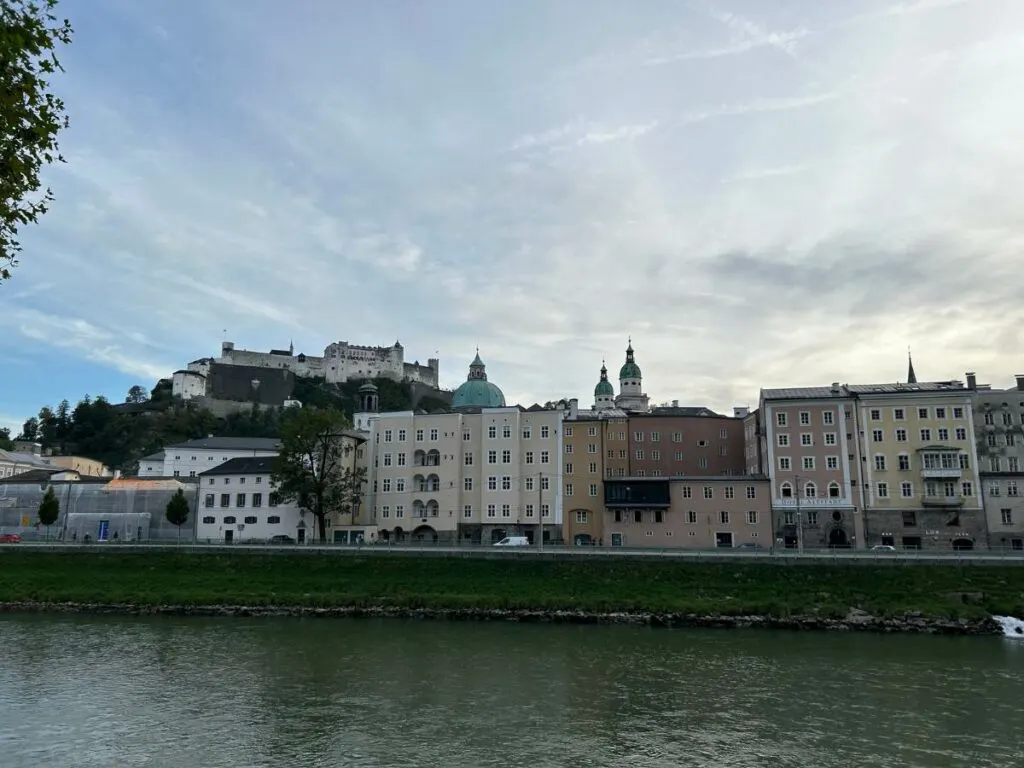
[{"left": 4, "top": 541, "right": 1024, "bottom": 565}]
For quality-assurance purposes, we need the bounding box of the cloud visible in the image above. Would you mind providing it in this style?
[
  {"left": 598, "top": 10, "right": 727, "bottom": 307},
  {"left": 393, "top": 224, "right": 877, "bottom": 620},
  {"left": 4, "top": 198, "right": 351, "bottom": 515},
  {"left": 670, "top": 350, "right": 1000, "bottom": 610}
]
[{"left": 4, "top": 0, "right": 1024, "bottom": 421}]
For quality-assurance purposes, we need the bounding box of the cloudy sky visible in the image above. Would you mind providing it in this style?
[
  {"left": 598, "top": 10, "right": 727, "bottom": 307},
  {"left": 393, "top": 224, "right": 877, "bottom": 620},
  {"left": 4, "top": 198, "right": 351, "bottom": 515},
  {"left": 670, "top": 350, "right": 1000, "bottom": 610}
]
[{"left": 4, "top": 0, "right": 1023, "bottom": 435}]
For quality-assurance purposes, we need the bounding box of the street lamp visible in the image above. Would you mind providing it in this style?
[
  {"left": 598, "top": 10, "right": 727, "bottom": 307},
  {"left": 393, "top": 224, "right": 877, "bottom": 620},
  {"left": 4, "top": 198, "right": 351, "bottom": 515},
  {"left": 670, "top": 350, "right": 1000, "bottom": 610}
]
[{"left": 795, "top": 474, "right": 804, "bottom": 554}]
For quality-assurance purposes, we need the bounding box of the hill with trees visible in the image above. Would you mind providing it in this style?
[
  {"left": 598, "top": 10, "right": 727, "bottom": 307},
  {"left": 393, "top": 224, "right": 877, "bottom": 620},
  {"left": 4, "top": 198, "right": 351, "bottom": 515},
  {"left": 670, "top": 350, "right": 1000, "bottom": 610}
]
[{"left": 12, "top": 376, "right": 452, "bottom": 473}]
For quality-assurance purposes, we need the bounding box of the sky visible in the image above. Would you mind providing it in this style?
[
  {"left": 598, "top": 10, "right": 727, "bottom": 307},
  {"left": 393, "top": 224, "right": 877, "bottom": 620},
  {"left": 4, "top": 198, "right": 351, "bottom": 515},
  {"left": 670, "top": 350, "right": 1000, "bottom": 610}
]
[{"left": 4, "top": 0, "right": 1024, "bottom": 436}]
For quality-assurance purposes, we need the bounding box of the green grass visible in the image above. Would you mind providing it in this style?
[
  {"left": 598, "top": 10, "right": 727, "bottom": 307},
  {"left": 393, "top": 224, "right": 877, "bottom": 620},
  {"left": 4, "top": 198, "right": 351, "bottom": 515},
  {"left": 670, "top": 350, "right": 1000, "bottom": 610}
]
[{"left": 1, "top": 552, "right": 1022, "bottom": 619}]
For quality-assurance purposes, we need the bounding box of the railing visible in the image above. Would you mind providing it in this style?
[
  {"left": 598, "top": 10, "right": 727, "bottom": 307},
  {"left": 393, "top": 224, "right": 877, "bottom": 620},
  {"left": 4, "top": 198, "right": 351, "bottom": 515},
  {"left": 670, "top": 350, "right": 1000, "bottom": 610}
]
[{"left": 921, "top": 495, "right": 966, "bottom": 507}]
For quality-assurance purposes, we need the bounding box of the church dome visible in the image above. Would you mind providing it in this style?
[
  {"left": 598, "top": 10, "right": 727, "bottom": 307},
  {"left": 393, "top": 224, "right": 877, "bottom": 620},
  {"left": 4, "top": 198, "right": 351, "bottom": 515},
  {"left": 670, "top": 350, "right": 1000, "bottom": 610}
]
[
  {"left": 594, "top": 362, "right": 614, "bottom": 396},
  {"left": 619, "top": 341, "right": 641, "bottom": 380},
  {"left": 452, "top": 352, "right": 506, "bottom": 409}
]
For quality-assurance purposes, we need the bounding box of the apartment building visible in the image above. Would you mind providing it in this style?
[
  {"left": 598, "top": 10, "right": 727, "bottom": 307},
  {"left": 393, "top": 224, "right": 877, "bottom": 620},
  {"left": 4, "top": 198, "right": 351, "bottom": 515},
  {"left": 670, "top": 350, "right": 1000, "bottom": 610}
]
[
  {"left": 625, "top": 408, "right": 747, "bottom": 477},
  {"left": 363, "top": 407, "right": 565, "bottom": 544},
  {"left": 561, "top": 415, "right": 607, "bottom": 546},
  {"left": 851, "top": 382, "right": 983, "bottom": 550},
  {"left": 760, "top": 385, "right": 862, "bottom": 549},
  {"left": 972, "top": 373, "right": 1024, "bottom": 550},
  {"left": 601, "top": 476, "right": 772, "bottom": 548},
  {"left": 197, "top": 457, "right": 305, "bottom": 543}
]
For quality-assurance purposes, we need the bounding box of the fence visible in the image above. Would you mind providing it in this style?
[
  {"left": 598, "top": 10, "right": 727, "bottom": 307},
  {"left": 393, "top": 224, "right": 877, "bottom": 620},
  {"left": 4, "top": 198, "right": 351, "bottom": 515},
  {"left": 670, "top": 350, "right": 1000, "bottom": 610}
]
[{"left": 0, "top": 480, "right": 199, "bottom": 542}]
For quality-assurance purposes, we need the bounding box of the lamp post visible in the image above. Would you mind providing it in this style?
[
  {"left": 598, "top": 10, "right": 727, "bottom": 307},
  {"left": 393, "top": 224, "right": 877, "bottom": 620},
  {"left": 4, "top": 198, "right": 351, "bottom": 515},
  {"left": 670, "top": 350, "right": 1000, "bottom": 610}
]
[
  {"left": 537, "top": 471, "right": 544, "bottom": 551},
  {"left": 795, "top": 474, "right": 804, "bottom": 554}
]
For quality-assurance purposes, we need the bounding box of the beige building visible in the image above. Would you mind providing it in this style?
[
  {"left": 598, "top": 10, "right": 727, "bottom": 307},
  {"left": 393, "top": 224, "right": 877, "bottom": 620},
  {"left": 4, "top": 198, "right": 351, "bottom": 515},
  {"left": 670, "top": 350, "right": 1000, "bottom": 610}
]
[
  {"left": 561, "top": 415, "right": 607, "bottom": 546},
  {"left": 601, "top": 476, "right": 772, "bottom": 548},
  {"left": 48, "top": 455, "right": 112, "bottom": 478},
  {"left": 971, "top": 373, "right": 1024, "bottom": 551}
]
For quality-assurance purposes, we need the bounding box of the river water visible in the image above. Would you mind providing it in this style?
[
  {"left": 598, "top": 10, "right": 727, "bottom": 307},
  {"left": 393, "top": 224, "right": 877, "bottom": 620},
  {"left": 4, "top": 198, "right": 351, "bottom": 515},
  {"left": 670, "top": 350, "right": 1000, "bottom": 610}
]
[{"left": 0, "top": 615, "right": 1022, "bottom": 767}]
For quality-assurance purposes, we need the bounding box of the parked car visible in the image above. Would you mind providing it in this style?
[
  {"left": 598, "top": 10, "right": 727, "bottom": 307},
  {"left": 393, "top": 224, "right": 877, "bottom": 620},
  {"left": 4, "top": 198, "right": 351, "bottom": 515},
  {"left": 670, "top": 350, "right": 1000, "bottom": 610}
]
[
  {"left": 871, "top": 544, "right": 897, "bottom": 552},
  {"left": 0, "top": 533, "right": 23, "bottom": 544},
  {"left": 493, "top": 536, "right": 529, "bottom": 547},
  {"left": 735, "top": 542, "right": 762, "bottom": 550},
  {"left": 269, "top": 535, "right": 296, "bottom": 545}
]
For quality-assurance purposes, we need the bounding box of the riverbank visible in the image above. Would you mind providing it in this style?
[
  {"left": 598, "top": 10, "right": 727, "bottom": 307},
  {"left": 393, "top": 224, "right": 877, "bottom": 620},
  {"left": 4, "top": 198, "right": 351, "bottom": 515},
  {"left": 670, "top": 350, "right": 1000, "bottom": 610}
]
[{"left": 0, "top": 551, "right": 1019, "bottom": 634}]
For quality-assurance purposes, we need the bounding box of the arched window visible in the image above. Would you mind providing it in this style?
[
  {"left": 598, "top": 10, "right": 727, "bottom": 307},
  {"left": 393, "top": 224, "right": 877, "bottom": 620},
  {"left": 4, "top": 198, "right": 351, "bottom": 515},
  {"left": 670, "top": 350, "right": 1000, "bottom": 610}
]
[
  {"left": 780, "top": 482, "right": 793, "bottom": 498},
  {"left": 828, "top": 482, "right": 841, "bottom": 498},
  {"left": 412, "top": 500, "right": 426, "bottom": 517},
  {"left": 804, "top": 482, "right": 817, "bottom": 498},
  {"left": 427, "top": 474, "right": 441, "bottom": 492},
  {"left": 413, "top": 450, "right": 427, "bottom": 467},
  {"left": 426, "top": 500, "right": 439, "bottom": 517}
]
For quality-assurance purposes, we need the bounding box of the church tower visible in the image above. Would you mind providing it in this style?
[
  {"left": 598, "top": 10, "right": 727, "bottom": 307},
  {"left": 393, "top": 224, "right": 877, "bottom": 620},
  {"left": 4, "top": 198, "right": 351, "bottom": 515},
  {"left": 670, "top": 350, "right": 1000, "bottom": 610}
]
[
  {"left": 907, "top": 349, "right": 917, "bottom": 384},
  {"left": 614, "top": 338, "right": 649, "bottom": 412},
  {"left": 354, "top": 382, "right": 379, "bottom": 432},
  {"left": 593, "top": 361, "right": 615, "bottom": 410}
]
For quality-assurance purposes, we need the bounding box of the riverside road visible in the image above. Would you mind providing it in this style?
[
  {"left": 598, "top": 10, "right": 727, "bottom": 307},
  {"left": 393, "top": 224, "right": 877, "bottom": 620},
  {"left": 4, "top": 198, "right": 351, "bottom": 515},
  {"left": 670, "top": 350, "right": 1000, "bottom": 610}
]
[{"left": 4, "top": 542, "right": 1024, "bottom": 565}]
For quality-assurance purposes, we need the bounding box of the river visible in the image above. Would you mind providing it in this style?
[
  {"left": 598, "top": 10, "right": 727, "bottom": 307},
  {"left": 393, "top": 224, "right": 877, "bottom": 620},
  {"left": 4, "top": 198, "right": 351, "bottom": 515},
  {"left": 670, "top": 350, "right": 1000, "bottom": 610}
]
[{"left": 0, "top": 615, "right": 1021, "bottom": 767}]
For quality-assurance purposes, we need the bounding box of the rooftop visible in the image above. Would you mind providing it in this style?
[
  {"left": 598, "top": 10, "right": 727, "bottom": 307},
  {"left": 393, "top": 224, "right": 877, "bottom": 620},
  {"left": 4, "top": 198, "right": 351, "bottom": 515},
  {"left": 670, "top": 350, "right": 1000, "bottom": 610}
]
[
  {"left": 0, "top": 468, "right": 62, "bottom": 484},
  {"left": 164, "top": 437, "right": 281, "bottom": 451},
  {"left": 762, "top": 380, "right": 966, "bottom": 400},
  {"left": 199, "top": 456, "right": 276, "bottom": 476}
]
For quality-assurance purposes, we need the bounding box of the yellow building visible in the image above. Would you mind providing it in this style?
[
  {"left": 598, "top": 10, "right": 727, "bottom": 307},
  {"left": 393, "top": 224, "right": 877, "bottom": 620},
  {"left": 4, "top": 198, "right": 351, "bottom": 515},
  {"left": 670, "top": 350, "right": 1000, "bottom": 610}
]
[
  {"left": 561, "top": 415, "right": 606, "bottom": 545},
  {"left": 851, "top": 381, "right": 984, "bottom": 550}
]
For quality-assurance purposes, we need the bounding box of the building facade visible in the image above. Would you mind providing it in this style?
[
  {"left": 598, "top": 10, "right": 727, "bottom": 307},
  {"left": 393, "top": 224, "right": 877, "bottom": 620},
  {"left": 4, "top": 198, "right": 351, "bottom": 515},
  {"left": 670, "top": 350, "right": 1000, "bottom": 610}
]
[
  {"left": 139, "top": 437, "right": 281, "bottom": 478},
  {"left": 601, "top": 476, "right": 772, "bottom": 548},
  {"left": 973, "top": 373, "right": 1024, "bottom": 551},
  {"left": 197, "top": 457, "right": 305, "bottom": 544},
  {"left": 561, "top": 414, "right": 607, "bottom": 546},
  {"left": 625, "top": 410, "right": 747, "bottom": 477}
]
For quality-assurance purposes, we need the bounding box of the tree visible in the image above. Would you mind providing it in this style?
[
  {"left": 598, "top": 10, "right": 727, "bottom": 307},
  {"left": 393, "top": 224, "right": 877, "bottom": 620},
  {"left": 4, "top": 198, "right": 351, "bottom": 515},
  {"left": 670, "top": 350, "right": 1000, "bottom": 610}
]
[
  {"left": 0, "top": 0, "right": 73, "bottom": 281},
  {"left": 18, "top": 416, "right": 37, "bottom": 440},
  {"left": 125, "top": 385, "right": 149, "bottom": 404},
  {"left": 0, "top": 426, "right": 13, "bottom": 450},
  {"left": 37, "top": 485, "right": 59, "bottom": 539},
  {"left": 165, "top": 488, "right": 190, "bottom": 542},
  {"left": 271, "top": 407, "right": 366, "bottom": 543}
]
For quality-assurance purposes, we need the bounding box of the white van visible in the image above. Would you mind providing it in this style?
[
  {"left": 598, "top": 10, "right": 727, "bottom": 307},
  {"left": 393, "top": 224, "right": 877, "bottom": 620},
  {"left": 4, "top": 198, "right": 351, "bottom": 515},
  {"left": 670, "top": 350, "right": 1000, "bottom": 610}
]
[{"left": 493, "top": 536, "right": 530, "bottom": 547}]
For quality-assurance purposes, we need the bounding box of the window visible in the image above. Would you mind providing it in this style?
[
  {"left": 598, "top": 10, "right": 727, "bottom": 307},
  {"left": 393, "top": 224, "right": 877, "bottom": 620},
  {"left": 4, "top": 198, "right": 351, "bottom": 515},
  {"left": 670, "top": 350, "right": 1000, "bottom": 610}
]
[
  {"left": 589, "top": 483, "right": 598, "bottom": 497},
  {"left": 916, "top": 407, "right": 927, "bottom": 419},
  {"left": 900, "top": 481, "right": 913, "bottom": 498},
  {"left": 429, "top": 428, "right": 438, "bottom": 441},
  {"left": 575, "top": 510, "right": 588, "bottom": 523},
  {"left": 776, "top": 412, "right": 788, "bottom": 427},
  {"left": 384, "top": 429, "right": 393, "bottom": 443},
  {"left": 565, "top": 444, "right": 574, "bottom": 454},
  {"left": 588, "top": 426, "right": 597, "bottom": 437},
  {"left": 651, "top": 450, "right": 661, "bottom": 460},
  {"left": 1008, "top": 434, "right": 1017, "bottom": 447},
  {"left": 806, "top": 511, "right": 819, "bottom": 526},
  {"left": 990, "top": 457, "right": 1002, "bottom": 472},
  {"left": 783, "top": 511, "right": 795, "bottom": 525},
  {"left": 877, "top": 482, "right": 889, "bottom": 498},
  {"left": 541, "top": 476, "right": 550, "bottom": 490},
  {"left": 487, "top": 450, "right": 497, "bottom": 464},
  {"left": 565, "top": 483, "right": 574, "bottom": 496},
  {"left": 252, "top": 493, "right": 262, "bottom": 508},
  {"left": 525, "top": 477, "right": 534, "bottom": 491},
  {"left": 935, "top": 407, "right": 946, "bottom": 419},
  {"left": 781, "top": 482, "right": 793, "bottom": 498},
  {"left": 635, "top": 450, "right": 644, "bottom": 460},
  {"left": 524, "top": 451, "right": 534, "bottom": 465},
  {"left": 541, "top": 451, "right": 550, "bottom": 464},
  {"left": 464, "top": 477, "right": 473, "bottom": 491},
  {"left": 383, "top": 453, "right": 393, "bottom": 467},
  {"left": 984, "top": 412, "right": 995, "bottom": 425},
  {"left": 959, "top": 454, "right": 970, "bottom": 470},
  {"left": 589, "top": 462, "right": 597, "bottom": 473},
  {"left": 719, "top": 510, "right": 730, "bottom": 524},
  {"left": 398, "top": 429, "right": 407, "bottom": 441},
  {"left": 202, "top": 515, "right": 215, "bottom": 524},
  {"left": 938, "top": 428, "right": 949, "bottom": 441},
  {"left": 893, "top": 408, "right": 905, "bottom": 420},
  {"left": 898, "top": 454, "right": 910, "bottom": 470},
  {"left": 565, "top": 463, "right": 573, "bottom": 474},
  {"left": 746, "top": 510, "right": 758, "bottom": 524},
  {"left": 826, "top": 456, "right": 838, "bottom": 469},
  {"left": 487, "top": 476, "right": 497, "bottom": 491},
  {"left": 828, "top": 482, "right": 840, "bottom": 498},
  {"left": 541, "top": 504, "right": 550, "bottom": 518},
  {"left": 685, "top": 510, "right": 697, "bottom": 524},
  {"left": 823, "top": 411, "right": 834, "bottom": 425},
  {"left": 870, "top": 409, "right": 881, "bottom": 421},
  {"left": 955, "top": 427, "right": 966, "bottom": 440},
  {"left": 521, "top": 426, "right": 532, "bottom": 439},
  {"left": 652, "top": 431, "right": 661, "bottom": 442},
  {"left": 724, "top": 486, "right": 735, "bottom": 499},
  {"left": 675, "top": 452, "right": 683, "bottom": 461},
  {"left": 1002, "top": 509, "right": 1013, "bottom": 525},
  {"left": 779, "top": 457, "right": 792, "bottom": 470},
  {"left": 777, "top": 434, "right": 790, "bottom": 447},
  {"left": 799, "top": 411, "right": 811, "bottom": 426},
  {"left": 953, "top": 407, "right": 964, "bottom": 418},
  {"left": 703, "top": 486, "right": 714, "bottom": 499},
  {"left": 416, "top": 429, "right": 424, "bottom": 442},
  {"left": 895, "top": 428, "right": 907, "bottom": 442},
  {"left": 872, "top": 429, "right": 883, "bottom": 442},
  {"left": 462, "top": 430, "right": 470, "bottom": 441},
  {"left": 487, "top": 504, "right": 496, "bottom": 518},
  {"left": 541, "top": 426, "right": 550, "bottom": 439},
  {"left": 681, "top": 485, "right": 692, "bottom": 498},
  {"left": 802, "top": 457, "right": 815, "bottom": 470},
  {"left": 501, "top": 504, "right": 511, "bottom": 518},
  {"left": 588, "top": 443, "right": 597, "bottom": 453},
  {"left": 800, "top": 433, "right": 812, "bottom": 446},
  {"left": 1004, "top": 413, "right": 1014, "bottom": 426},
  {"left": 633, "top": 431, "right": 644, "bottom": 442},
  {"left": 235, "top": 493, "right": 246, "bottom": 507},
  {"left": 874, "top": 455, "right": 886, "bottom": 471},
  {"left": 1010, "top": 457, "right": 1021, "bottom": 472},
  {"left": 204, "top": 494, "right": 214, "bottom": 508},
  {"left": 503, "top": 425, "right": 512, "bottom": 438},
  {"left": 488, "top": 426, "right": 497, "bottom": 439},
  {"left": 804, "top": 482, "right": 817, "bottom": 498},
  {"left": 824, "top": 433, "right": 837, "bottom": 445},
  {"left": 746, "top": 486, "right": 756, "bottom": 499},
  {"left": 244, "top": 515, "right": 257, "bottom": 525},
  {"left": 382, "top": 478, "right": 392, "bottom": 493},
  {"left": 1007, "top": 481, "right": 1019, "bottom": 497},
  {"left": 502, "top": 476, "right": 512, "bottom": 490},
  {"left": 463, "top": 505, "right": 472, "bottom": 518},
  {"left": 502, "top": 449, "right": 512, "bottom": 464},
  {"left": 920, "top": 428, "right": 932, "bottom": 442},
  {"left": 698, "top": 456, "right": 708, "bottom": 469},
  {"left": 397, "top": 453, "right": 407, "bottom": 467},
  {"left": 220, "top": 494, "right": 230, "bottom": 508},
  {"left": 525, "top": 504, "right": 535, "bottom": 518},
  {"left": 962, "top": 481, "right": 973, "bottom": 497},
  {"left": 464, "top": 452, "right": 473, "bottom": 466},
  {"left": 673, "top": 432, "right": 683, "bottom": 442},
  {"left": 223, "top": 516, "right": 236, "bottom": 525}
]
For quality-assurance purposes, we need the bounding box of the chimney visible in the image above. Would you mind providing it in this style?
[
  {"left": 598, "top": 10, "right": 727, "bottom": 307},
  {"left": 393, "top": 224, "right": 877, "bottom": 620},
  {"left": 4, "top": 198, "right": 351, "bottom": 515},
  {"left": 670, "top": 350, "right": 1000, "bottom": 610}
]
[
  {"left": 568, "top": 398, "right": 579, "bottom": 419},
  {"left": 672, "top": 399, "right": 679, "bottom": 407},
  {"left": 733, "top": 406, "right": 750, "bottom": 418},
  {"left": 1016, "top": 375, "right": 1024, "bottom": 392},
  {"left": 965, "top": 372, "right": 977, "bottom": 390},
  {"left": 830, "top": 382, "right": 841, "bottom": 395}
]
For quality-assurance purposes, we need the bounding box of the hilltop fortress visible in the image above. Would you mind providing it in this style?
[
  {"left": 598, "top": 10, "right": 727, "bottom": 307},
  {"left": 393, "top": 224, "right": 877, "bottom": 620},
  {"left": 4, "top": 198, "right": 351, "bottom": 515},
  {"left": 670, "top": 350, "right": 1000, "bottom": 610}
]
[{"left": 171, "top": 339, "right": 440, "bottom": 406}]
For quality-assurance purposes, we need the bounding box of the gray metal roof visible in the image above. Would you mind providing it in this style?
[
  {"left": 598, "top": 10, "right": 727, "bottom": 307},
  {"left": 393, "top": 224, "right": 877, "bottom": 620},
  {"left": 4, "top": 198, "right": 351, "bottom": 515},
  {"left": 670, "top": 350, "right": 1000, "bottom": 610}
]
[
  {"left": 761, "top": 386, "right": 849, "bottom": 400},
  {"left": 199, "top": 456, "right": 276, "bottom": 476},
  {"left": 763, "top": 380, "right": 966, "bottom": 400},
  {"left": 164, "top": 437, "right": 281, "bottom": 451},
  {"left": 140, "top": 451, "right": 165, "bottom": 462}
]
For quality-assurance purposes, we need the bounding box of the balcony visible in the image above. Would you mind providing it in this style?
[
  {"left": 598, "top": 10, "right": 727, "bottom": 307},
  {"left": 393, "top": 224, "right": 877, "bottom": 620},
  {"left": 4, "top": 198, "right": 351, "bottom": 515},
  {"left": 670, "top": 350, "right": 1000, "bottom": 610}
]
[
  {"left": 920, "top": 468, "right": 962, "bottom": 480},
  {"left": 921, "top": 495, "right": 965, "bottom": 508}
]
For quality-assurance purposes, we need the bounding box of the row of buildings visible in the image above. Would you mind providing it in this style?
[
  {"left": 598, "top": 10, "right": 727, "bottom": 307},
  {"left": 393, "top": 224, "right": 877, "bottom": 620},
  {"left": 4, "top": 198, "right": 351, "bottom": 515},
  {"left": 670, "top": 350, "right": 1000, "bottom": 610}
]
[{"left": 4, "top": 342, "right": 1024, "bottom": 551}]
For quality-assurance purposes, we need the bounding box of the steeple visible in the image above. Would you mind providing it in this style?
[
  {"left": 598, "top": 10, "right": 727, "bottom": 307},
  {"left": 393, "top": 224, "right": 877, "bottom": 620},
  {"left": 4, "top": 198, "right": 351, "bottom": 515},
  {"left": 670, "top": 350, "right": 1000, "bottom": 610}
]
[
  {"left": 289, "top": 339, "right": 294, "bottom": 356},
  {"left": 907, "top": 348, "right": 917, "bottom": 384},
  {"left": 468, "top": 348, "right": 487, "bottom": 381}
]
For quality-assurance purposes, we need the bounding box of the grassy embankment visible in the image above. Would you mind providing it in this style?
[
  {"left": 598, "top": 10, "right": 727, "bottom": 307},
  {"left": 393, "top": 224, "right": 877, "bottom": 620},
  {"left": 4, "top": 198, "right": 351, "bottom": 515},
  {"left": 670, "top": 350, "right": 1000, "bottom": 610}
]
[{"left": 1, "top": 552, "right": 1023, "bottom": 619}]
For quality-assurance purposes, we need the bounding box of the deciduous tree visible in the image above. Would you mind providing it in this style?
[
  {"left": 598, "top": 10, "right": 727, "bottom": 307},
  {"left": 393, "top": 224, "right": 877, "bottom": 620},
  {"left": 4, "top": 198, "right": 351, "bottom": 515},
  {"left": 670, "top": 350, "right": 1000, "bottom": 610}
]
[
  {"left": 37, "top": 485, "right": 58, "bottom": 539},
  {"left": 125, "top": 385, "right": 148, "bottom": 404},
  {"left": 165, "top": 488, "right": 190, "bottom": 543},
  {"left": 0, "top": 426, "right": 13, "bottom": 450},
  {"left": 271, "top": 407, "right": 366, "bottom": 543},
  {"left": 0, "top": 0, "right": 73, "bottom": 281}
]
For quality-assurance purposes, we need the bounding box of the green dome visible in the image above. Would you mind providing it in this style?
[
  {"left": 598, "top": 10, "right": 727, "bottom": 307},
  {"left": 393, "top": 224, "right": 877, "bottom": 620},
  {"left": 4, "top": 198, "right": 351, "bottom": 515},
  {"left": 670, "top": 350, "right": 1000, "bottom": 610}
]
[
  {"left": 451, "top": 351, "right": 506, "bottom": 409},
  {"left": 595, "top": 379, "right": 614, "bottom": 396}
]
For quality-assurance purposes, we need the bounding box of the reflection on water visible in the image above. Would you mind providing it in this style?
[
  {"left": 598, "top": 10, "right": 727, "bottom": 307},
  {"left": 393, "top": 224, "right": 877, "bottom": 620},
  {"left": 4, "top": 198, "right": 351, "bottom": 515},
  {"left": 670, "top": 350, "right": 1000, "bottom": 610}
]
[{"left": 1, "top": 615, "right": 1023, "bottom": 767}]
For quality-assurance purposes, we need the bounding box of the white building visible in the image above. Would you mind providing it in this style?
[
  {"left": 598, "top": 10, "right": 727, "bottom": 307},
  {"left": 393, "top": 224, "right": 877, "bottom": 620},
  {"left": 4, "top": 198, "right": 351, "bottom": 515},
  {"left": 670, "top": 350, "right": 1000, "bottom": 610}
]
[
  {"left": 196, "top": 456, "right": 306, "bottom": 544},
  {"left": 185, "top": 339, "right": 440, "bottom": 388},
  {"left": 356, "top": 354, "right": 565, "bottom": 544},
  {"left": 139, "top": 437, "right": 281, "bottom": 478}
]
